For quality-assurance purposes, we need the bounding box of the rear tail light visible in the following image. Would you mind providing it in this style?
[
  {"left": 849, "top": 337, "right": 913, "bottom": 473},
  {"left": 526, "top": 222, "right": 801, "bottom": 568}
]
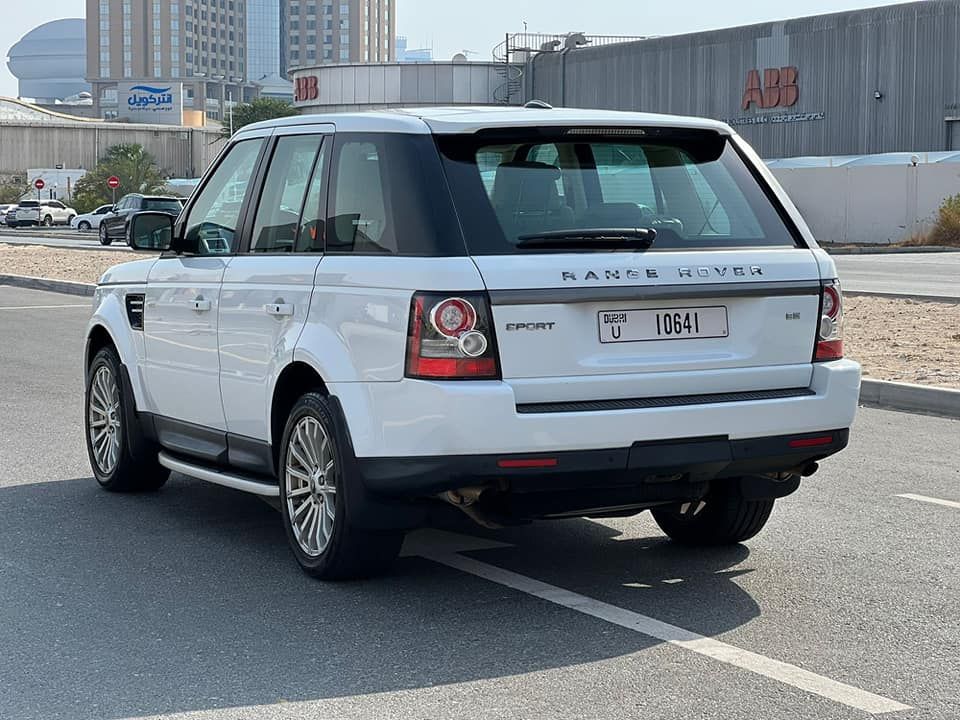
[
  {"left": 815, "top": 280, "right": 844, "bottom": 361},
  {"left": 406, "top": 292, "right": 500, "bottom": 379}
]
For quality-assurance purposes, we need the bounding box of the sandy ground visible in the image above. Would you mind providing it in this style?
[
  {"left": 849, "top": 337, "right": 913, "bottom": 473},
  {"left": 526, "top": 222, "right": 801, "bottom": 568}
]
[
  {"left": 2, "top": 243, "right": 958, "bottom": 389},
  {"left": 0, "top": 243, "right": 150, "bottom": 285}
]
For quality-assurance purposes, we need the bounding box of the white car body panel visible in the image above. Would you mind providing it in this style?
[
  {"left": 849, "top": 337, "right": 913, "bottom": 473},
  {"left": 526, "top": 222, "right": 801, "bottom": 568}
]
[
  {"left": 219, "top": 256, "right": 321, "bottom": 439},
  {"left": 143, "top": 257, "right": 229, "bottom": 430},
  {"left": 329, "top": 359, "right": 860, "bottom": 458}
]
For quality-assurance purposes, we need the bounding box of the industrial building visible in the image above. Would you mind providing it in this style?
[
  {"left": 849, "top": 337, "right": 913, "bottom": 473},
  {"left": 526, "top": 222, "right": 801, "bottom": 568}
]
[{"left": 524, "top": 0, "right": 960, "bottom": 158}]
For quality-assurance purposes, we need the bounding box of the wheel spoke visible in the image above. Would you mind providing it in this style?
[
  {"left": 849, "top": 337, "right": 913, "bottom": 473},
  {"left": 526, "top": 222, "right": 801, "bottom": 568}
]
[
  {"left": 293, "top": 496, "right": 314, "bottom": 519},
  {"left": 286, "top": 465, "right": 311, "bottom": 486},
  {"left": 286, "top": 486, "right": 311, "bottom": 499},
  {"left": 288, "top": 436, "right": 312, "bottom": 473}
]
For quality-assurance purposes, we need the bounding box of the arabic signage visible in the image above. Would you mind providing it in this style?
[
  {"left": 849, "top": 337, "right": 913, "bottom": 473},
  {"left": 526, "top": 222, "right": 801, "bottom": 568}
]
[{"left": 118, "top": 82, "right": 183, "bottom": 125}]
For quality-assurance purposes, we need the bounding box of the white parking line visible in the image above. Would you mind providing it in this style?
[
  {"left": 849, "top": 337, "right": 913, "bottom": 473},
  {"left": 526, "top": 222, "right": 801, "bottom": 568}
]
[
  {"left": 419, "top": 541, "right": 912, "bottom": 716},
  {"left": 896, "top": 493, "right": 960, "bottom": 510},
  {"left": 0, "top": 304, "right": 89, "bottom": 311}
]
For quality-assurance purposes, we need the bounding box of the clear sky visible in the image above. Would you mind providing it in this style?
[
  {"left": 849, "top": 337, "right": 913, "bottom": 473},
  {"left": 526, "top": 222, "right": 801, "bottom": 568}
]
[{"left": 1, "top": 0, "right": 906, "bottom": 97}]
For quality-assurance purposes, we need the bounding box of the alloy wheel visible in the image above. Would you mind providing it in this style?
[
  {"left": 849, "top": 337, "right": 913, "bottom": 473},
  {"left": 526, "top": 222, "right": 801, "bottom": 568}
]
[
  {"left": 88, "top": 365, "right": 122, "bottom": 475},
  {"left": 285, "top": 416, "right": 337, "bottom": 557}
]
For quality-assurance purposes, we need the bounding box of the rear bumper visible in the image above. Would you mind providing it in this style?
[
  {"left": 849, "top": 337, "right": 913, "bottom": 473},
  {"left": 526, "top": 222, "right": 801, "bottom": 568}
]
[
  {"left": 356, "top": 429, "right": 849, "bottom": 500},
  {"left": 330, "top": 359, "right": 861, "bottom": 458}
]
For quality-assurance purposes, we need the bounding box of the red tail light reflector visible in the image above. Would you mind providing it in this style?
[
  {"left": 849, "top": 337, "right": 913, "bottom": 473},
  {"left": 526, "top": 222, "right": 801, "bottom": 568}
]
[
  {"left": 497, "top": 458, "right": 559, "bottom": 468},
  {"left": 788, "top": 435, "right": 834, "bottom": 448}
]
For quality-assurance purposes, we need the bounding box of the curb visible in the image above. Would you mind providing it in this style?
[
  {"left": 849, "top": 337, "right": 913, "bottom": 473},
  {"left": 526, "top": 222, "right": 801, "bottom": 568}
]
[
  {"left": 0, "top": 273, "right": 95, "bottom": 297},
  {"left": 825, "top": 246, "right": 960, "bottom": 255},
  {"left": 860, "top": 379, "right": 960, "bottom": 419},
  {"left": 846, "top": 290, "right": 960, "bottom": 303}
]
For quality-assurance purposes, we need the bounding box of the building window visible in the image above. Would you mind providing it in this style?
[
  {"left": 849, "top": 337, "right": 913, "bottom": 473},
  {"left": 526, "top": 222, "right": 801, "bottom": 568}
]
[
  {"left": 339, "top": 47, "right": 349, "bottom": 60},
  {"left": 124, "top": 66, "right": 133, "bottom": 78},
  {"left": 100, "top": 50, "right": 110, "bottom": 63},
  {"left": 172, "top": 19, "right": 180, "bottom": 31},
  {"left": 100, "top": 35, "right": 110, "bottom": 47}
]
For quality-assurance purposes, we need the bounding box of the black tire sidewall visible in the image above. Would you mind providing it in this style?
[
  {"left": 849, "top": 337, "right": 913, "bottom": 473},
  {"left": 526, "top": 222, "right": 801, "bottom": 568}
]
[
  {"left": 99, "top": 225, "right": 111, "bottom": 245},
  {"left": 79, "top": 220, "right": 90, "bottom": 231},
  {"left": 278, "top": 393, "right": 351, "bottom": 576}
]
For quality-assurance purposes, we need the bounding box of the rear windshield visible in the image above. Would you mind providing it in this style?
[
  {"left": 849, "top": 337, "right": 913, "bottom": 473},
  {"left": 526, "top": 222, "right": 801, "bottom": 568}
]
[
  {"left": 436, "top": 128, "right": 800, "bottom": 254},
  {"left": 144, "top": 198, "right": 182, "bottom": 212},
  {"left": 18, "top": 201, "right": 38, "bottom": 208}
]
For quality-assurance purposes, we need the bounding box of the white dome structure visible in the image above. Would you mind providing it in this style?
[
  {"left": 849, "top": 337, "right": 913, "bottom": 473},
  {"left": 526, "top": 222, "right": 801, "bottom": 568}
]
[{"left": 7, "top": 19, "right": 89, "bottom": 102}]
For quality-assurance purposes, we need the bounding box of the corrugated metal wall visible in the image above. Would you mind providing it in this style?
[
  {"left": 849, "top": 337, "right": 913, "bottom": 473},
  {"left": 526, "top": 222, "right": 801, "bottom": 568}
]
[
  {"left": 0, "top": 122, "right": 226, "bottom": 177},
  {"left": 527, "top": 0, "right": 960, "bottom": 158},
  {"left": 292, "top": 62, "right": 524, "bottom": 112}
]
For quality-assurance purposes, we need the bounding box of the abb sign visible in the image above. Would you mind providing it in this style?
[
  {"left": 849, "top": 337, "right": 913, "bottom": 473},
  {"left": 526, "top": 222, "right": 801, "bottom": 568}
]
[
  {"left": 294, "top": 75, "right": 319, "bottom": 102},
  {"left": 741, "top": 66, "right": 799, "bottom": 110}
]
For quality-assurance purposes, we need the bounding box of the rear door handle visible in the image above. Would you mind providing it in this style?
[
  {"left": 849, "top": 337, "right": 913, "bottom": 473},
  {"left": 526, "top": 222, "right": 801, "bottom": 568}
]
[
  {"left": 191, "top": 297, "right": 212, "bottom": 312},
  {"left": 265, "top": 302, "right": 294, "bottom": 317}
]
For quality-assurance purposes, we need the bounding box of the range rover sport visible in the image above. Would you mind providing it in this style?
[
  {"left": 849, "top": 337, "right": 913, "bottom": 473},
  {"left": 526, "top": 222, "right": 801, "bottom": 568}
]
[{"left": 83, "top": 106, "right": 860, "bottom": 580}]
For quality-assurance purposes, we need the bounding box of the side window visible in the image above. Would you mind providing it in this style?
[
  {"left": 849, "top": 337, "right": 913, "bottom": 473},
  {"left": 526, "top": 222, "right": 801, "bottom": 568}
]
[
  {"left": 182, "top": 138, "right": 264, "bottom": 255},
  {"left": 250, "top": 134, "right": 324, "bottom": 253},
  {"left": 327, "top": 139, "right": 392, "bottom": 254}
]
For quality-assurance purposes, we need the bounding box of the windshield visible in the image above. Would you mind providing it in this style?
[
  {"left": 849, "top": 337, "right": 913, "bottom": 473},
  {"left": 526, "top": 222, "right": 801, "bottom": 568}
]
[
  {"left": 143, "top": 199, "right": 183, "bottom": 212},
  {"left": 436, "top": 129, "right": 799, "bottom": 254}
]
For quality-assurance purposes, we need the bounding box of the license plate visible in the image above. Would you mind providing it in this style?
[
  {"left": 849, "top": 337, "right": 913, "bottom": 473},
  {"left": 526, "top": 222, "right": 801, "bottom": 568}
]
[{"left": 598, "top": 306, "right": 729, "bottom": 343}]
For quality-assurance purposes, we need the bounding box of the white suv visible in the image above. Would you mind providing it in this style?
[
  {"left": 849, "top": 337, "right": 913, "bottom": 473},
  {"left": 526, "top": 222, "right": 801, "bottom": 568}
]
[
  {"left": 83, "top": 107, "right": 860, "bottom": 580},
  {"left": 9, "top": 199, "right": 76, "bottom": 227}
]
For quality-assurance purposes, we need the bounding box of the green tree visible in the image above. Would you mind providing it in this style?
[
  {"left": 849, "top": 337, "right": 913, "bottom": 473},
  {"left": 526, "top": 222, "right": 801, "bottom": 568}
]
[
  {"left": 71, "top": 144, "right": 166, "bottom": 213},
  {"left": 0, "top": 176, "right": 27, "bottom": 205},
  {"left": 223, "top": 97, "right": 299, "bottom": 138}
]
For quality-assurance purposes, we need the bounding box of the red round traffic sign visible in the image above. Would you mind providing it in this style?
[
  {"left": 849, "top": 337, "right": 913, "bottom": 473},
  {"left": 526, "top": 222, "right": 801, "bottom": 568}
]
[
  {"left": 107, "top": 176, "right": 120, "bottom": 189},
  {"left": 34, "top": 178, "right": 45, "bottom": 191}
]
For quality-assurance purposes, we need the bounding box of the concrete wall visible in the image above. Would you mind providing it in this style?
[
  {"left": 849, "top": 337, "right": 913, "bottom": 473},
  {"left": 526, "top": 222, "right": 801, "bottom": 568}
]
[
  {"left": 0, "top": 122, "right": 225, "bottom": 178},
  {"left": 527, "top": 0, "right": 960, "bottom": 157},
  {"left": 772, "top": 164, "right": 960, "bottom": 244}
]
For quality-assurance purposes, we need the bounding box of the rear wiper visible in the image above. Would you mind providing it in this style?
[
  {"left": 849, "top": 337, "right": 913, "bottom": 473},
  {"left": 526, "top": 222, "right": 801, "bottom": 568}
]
[{"left": 516, "top": 228, "right": 657, "bottom": 251}]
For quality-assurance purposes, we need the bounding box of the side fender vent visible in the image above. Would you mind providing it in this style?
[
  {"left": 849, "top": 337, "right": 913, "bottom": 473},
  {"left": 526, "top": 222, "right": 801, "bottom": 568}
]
[{"left": 125, "top": 293, "right": 145, "bottom": 330}]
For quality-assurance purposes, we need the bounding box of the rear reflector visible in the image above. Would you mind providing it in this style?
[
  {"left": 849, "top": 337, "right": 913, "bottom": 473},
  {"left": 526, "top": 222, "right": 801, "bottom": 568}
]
[
  {"left": 497, "top": 458, "right": 559, "bottom": 469},
  {"left": 788, "top": 435, "right": 834, "bottom": 448}
]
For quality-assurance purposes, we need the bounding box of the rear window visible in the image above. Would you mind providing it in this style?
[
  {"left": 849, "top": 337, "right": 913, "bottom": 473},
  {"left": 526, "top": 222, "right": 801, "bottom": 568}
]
[
  {"left": 18, "top": 201, "right": 38, "bottom": 208},
  {"left": 436, "top": 128, "right": 800, "bottom": 254},
  {"left": 143, "top": 198, "right": 182, "bottom": 212}
]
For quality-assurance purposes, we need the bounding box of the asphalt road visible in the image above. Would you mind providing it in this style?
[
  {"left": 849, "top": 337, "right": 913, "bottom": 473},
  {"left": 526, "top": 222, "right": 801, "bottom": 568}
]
[
  {"left": 0, "top": 285, "right": 958, "bottom": 720},
  {"left": 833, "top": 253, "right": 960, "bottom": 299}
]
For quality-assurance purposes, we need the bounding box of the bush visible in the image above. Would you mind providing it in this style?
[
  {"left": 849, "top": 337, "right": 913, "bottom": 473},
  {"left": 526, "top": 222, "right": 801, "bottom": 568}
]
[{"left": 928, "top": 193, "right": 960, "bottom": 247}]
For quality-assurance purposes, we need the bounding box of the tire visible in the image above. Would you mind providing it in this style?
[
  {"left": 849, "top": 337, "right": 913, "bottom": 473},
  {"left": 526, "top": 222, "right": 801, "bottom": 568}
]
[
  {"left": 78, "top": 220, "right": 91, "bottom": 232},
  {"left": 42, "top": 215, "right": 53, "bottom": 227},
  {"left": 85, "top": 346, "right": 169, "bottom": 492},
  {"left": 278, "top": 392, "right": 403, "bottom": 580},
  {"left": 651, "top": 485, "right": 775, "bottom": 546},
  {"left": 99, "top": 224, "right": 112, "bottom": 245}
]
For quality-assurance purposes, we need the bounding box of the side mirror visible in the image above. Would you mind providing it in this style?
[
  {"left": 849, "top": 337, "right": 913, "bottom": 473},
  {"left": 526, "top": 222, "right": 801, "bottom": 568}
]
[{"left": 129, "top": 211, "right": 174, "bottom": 252}]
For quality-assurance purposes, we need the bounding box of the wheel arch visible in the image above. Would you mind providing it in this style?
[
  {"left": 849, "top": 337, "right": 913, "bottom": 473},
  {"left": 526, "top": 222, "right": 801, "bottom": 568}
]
[
  {"left": 270, "top": 361, "right": 329, "bottom": 464},
  {"left": 85, "top": 291, "right": 148, "bottom": 411}
]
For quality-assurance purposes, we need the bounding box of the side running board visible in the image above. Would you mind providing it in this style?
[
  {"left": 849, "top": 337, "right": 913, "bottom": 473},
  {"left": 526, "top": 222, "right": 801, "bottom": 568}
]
[{"left": 158, "top": 451, "right": 280, "bottom": 498}]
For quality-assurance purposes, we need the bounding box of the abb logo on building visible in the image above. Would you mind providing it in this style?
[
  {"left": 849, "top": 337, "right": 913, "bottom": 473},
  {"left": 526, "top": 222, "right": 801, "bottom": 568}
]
[
  {"left": 741, "top": 67, "right": 799, "bottom": 110},
  {"left": 294, "top": 76, "right": 319, "bottom": 102}
]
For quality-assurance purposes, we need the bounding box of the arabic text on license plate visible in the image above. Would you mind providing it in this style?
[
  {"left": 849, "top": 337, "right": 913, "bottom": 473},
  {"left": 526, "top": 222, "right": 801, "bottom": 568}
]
[{"left": 598, "top": 306, "right": 729, "bottom": 343}]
